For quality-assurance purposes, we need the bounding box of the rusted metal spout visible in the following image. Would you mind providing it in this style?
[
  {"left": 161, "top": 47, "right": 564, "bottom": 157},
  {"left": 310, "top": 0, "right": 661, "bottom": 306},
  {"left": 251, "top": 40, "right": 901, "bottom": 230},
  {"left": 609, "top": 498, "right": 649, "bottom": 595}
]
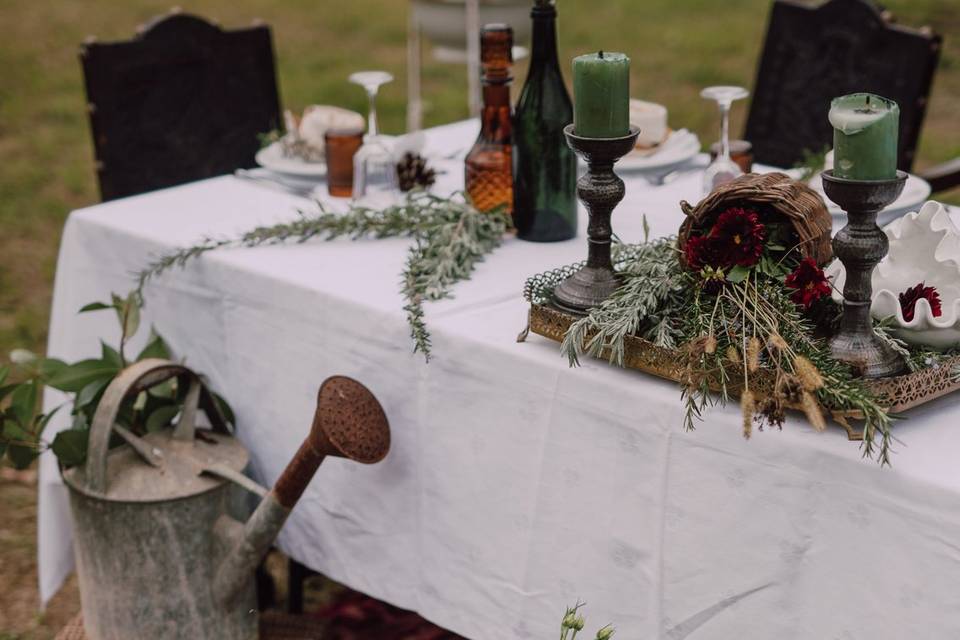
[{"left": 215, "top": 376, "right": 390, "bottom": 606}]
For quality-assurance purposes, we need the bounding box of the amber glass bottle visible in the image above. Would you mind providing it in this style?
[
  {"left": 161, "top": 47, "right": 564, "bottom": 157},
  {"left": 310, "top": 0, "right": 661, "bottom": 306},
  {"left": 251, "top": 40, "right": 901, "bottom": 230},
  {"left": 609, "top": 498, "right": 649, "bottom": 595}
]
[{"left": 465, "top": 24, "right": 514, "bottom": 214}]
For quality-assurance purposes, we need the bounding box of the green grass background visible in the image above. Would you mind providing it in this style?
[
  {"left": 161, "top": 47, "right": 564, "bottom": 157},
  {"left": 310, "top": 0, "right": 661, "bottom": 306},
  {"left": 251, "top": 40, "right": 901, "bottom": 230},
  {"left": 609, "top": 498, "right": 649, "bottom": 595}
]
[{"left": 0, "top": 0, "right": 957, "bottom": 360}]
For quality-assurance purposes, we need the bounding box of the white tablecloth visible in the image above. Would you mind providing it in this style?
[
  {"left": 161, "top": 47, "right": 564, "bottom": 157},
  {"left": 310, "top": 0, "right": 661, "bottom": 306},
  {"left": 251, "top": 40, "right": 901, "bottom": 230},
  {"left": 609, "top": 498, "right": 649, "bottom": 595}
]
[{"left": 40, "top": 120, "right": 960, "bottom": 639}]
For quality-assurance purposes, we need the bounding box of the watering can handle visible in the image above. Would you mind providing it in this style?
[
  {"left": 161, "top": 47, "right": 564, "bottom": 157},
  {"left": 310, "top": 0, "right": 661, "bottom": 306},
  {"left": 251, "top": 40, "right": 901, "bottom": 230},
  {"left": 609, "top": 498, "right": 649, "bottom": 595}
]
[{"left": 82, "top": 358, "right": 218, "bottom": 495}]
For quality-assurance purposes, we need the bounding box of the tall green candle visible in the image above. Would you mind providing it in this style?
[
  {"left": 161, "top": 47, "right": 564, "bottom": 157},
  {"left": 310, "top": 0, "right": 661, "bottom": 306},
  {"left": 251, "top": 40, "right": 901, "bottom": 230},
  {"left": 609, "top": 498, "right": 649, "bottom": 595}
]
[
  {"left": 572, "top": 51, "right": 630, "bottom": 138},
  {"left": 829, "top": 93, "right": 899, "bottom": 180}
]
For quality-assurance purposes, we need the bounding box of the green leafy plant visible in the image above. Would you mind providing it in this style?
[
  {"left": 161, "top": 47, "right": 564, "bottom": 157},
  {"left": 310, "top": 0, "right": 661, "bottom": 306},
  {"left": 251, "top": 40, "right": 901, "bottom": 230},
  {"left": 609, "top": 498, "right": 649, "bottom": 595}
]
[
  {"left": 0, "top": 293, "right": 234, "bottom": 469},
  {"left": 135, "top": 191, "right": 512, "bottom": 361}
]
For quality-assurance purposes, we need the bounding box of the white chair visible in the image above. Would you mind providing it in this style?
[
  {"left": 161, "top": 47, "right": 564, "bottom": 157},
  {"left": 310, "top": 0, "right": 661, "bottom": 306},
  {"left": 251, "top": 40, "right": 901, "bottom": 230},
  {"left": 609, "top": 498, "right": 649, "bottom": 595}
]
[{"left": 407, "top": 0, "right": 530, "bottom": 131}]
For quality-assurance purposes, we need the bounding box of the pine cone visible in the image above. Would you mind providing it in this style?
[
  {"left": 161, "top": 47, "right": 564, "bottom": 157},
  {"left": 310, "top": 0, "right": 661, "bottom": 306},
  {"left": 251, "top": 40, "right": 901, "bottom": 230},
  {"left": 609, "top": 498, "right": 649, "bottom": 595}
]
[{"left": 396, "top": 153, "right": 437, "bottom": 192}]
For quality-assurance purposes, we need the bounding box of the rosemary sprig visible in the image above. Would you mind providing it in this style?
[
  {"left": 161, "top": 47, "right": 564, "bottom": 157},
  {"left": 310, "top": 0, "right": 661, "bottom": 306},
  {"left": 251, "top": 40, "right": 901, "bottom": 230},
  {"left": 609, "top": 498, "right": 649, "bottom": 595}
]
[
  {"left": 135, "top": 192, "right": 511, "bottom": 361},
  {"left": 560, "top": 238, "right": 685, "bottom": 366}
]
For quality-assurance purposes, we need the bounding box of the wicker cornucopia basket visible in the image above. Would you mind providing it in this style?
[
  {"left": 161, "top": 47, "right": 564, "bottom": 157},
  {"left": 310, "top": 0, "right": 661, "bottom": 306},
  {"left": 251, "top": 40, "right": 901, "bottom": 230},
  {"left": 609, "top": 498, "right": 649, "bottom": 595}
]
[{"left": 679, "top": 172, "right": 832, "bottom": 266}]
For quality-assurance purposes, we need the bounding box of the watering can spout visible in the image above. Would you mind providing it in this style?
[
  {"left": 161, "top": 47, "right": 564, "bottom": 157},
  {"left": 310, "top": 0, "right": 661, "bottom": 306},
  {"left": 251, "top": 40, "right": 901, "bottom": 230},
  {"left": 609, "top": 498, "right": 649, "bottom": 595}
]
[{"left": 214, "top": 376, "right": 390, "bottom": 606}]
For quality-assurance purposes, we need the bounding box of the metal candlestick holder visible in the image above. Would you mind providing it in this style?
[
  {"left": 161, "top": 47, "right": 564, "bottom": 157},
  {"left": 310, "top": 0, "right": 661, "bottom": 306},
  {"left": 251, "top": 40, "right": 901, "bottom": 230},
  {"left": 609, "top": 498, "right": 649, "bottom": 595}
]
[
  {"left": 821, "top": 169, "right": 908, "bottom": 378},
  {"left": 553, "top": 124, "right": 640, "bottom": 314}
]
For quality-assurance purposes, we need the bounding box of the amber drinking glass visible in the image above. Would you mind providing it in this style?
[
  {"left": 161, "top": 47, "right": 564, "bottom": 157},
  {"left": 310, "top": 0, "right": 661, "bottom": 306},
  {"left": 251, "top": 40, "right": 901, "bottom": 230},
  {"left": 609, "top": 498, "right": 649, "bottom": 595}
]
[{"left": 325, "top": 129, "right": 364, "bottom": 198}]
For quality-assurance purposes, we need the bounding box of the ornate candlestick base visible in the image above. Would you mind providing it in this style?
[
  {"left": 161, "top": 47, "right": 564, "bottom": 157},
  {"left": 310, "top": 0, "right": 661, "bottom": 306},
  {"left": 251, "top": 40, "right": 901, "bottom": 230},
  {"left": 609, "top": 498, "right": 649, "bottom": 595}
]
[
  {"left": 553, "top": 125, "right": 640, "bottom": 315},
  {"left": 822, "top": 169, "right": 908, "bottom": 378}
]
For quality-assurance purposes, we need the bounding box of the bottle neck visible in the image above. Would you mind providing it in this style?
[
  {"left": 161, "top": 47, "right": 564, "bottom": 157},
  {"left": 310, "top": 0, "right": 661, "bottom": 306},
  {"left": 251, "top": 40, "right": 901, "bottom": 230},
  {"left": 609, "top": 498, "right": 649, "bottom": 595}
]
[
  {"left": 479, "top": 80, "right": 512, "bottom": 143},
  {"left": 529, "top": 5, "right": 560, "bottom": 70}
]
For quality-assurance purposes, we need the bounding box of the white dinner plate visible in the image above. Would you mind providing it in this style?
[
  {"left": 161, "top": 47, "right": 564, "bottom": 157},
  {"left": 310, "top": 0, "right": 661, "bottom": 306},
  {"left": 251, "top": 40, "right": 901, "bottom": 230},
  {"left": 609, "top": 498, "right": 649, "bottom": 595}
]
[
  {"left": 615, "top": 129, "right": 701, "bottom": 173},
  {"left": 808, "top": 172, "right": 933, "bottom": 227},
  {"left": 255, "top": 133, "right": 423, "bottom": 180},
  {"left": 255, "top": 142, "right": 327, "bottom": 178}
]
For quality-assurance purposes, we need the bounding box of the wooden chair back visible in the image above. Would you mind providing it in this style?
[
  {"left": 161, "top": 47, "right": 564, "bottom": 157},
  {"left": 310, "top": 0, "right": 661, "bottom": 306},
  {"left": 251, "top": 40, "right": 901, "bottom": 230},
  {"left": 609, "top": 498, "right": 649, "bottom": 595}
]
[
  {"left": 80, "top": 12, "right": 282, "bottom": 201},
  {"left": 745, "top": 0, "right": 941, "bottom": 171}
]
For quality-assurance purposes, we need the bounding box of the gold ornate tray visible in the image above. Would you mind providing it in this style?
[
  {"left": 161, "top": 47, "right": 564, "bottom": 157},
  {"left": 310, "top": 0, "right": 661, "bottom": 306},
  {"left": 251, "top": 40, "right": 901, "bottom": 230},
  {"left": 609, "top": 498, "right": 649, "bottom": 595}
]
[{"left": 529, "top": 303, "right": 960, "bottom": 440}]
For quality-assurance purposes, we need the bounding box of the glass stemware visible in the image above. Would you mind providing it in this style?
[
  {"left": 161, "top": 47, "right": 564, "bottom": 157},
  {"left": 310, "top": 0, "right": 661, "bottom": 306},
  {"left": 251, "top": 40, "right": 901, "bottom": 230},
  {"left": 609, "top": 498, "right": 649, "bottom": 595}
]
[
  {"left": 349, "top": 71, "right": 398, "bottom": 202},
  {"left": 700, "top": 86, "right": 749, "bottom": 195}
]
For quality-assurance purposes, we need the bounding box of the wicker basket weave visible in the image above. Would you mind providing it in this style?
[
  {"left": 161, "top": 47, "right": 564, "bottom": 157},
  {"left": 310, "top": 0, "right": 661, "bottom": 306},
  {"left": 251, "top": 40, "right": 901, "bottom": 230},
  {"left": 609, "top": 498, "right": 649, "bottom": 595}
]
[{"left": 679, "top": 172, "right": 833, "bottom": 266}]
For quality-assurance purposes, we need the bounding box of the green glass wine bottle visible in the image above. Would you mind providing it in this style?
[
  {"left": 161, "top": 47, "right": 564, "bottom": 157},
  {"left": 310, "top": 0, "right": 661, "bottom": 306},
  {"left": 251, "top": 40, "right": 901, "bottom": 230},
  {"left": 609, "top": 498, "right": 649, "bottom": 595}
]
[{"left": 512, "top": 0, "right": 577, "bottom": 242}]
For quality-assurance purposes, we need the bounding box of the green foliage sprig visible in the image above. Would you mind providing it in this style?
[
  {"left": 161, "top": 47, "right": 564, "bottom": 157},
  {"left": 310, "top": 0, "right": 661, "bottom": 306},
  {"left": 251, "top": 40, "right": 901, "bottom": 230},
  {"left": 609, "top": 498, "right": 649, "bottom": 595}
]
[
  {"left": 560, "top": 237, "right": 686, "bottom": 364},
  {"left": 135, "top": 192, "right": 511, "bottom": 361},
  {"left": 0, "top": 293, "right": 234, "bottom": 469},
  {"left": 560, "top": 601, "right": 614, "bottom": 640}
]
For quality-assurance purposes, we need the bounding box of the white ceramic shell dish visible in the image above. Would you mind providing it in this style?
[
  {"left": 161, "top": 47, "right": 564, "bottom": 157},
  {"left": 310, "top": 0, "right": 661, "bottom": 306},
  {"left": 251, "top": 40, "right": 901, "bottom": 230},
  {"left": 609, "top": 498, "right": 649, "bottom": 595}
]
[{"left": 825, "top": 201, "right": 960, "bottom": 349}]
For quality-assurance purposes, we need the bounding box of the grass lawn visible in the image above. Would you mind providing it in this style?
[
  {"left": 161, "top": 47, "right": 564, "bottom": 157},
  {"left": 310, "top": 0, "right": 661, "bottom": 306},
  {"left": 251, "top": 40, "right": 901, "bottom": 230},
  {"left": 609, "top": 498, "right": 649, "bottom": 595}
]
[{"left": 0, "top": 1, "right": 957, "bottom": 637}]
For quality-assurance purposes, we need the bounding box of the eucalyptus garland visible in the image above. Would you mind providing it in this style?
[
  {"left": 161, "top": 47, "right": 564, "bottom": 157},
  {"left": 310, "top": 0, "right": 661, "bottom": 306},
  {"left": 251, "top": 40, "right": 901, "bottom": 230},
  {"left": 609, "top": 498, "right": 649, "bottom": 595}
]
[{"left": 136, "top": 192, "right": 511, "bottom": 360}]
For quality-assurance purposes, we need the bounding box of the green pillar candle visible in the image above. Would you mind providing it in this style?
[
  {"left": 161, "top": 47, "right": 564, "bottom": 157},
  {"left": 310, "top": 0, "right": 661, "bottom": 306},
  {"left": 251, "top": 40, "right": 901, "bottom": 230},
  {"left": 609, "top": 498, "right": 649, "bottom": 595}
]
[
  {"left": 829, "top": 93, "right": 899, "bottom": 180},
  {"left": 572, "top": 51, "right": 630, "bottom": 138}
]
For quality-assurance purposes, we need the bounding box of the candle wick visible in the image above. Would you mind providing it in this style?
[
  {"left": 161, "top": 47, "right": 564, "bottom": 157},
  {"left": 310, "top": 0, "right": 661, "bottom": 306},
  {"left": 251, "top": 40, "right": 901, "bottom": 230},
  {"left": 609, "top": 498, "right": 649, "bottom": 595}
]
[{"left": 598, "top": 50, "right": 604, "bottom": 59}]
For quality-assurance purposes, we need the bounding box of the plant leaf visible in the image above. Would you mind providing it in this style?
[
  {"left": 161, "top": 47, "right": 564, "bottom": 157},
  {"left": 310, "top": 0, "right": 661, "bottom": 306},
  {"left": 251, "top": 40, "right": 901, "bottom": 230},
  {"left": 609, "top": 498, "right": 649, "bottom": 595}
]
[
  {"left": 133, "top": 391, "right": 147, "bottom": 412},
  {"left": 101, "top": 341, "right": 123, "bottom": 369},
  {"left": 38, "top": 358, "right": 68, "bottom": 380},
  {"left": 79, "top": 301, "right": 112, "bottom": 313},
  {"left": 0, "top": 366, "right": 8, "bottom": 385},
  {"left": 76, "top": 378, "right": 111, "bottom": 410},
  {"left": 35, "top": 406, "right": 62, "bottom": 437},
  {"left": 2, "top": 420, "right": 30, "bottom": 441},
  {"left": 726, "top": 265, "right": 750, "bottom": 284},
  {"left": 6, "top": 444, "right": 38, "bottom": 470},
  {"left": 46, "top": 359, "right": 120, "bottom": 393},
  {"left": 137, "top": 330, "right": 170, "bottom": 361},
  {"left": 0, "top": 383, "right": 18, "bottom": 404},
  {"left": 145, "top": 404, "right": 180, "bottom": 433},
  {"left": 71, "top": 411, "right": 89, "bottom": 431},
  {"left": 212, "top": 392, "right": 236, "bottom": 426},
  {"left": 147, "top": 377, "right": 176, "bottom": 399},
  {"left": 10, "top": 381, "right": 38, "bottom": 427},
  {"left": 51, "top": 429, "right": 89, "bottom": 467},
  {"left": 112, "top": 292, "right": 141, "bottom": 340}
]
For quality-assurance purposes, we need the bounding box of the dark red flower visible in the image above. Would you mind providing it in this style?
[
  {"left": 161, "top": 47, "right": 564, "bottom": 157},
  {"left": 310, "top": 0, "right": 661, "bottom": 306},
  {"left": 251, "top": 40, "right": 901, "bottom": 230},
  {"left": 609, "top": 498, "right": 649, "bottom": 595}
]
[
  {"left": 684, "top": 235, "right": 718, "bottom": 271},
  {"left": 710, "top": 207, "right": 767, "bottom": 268},
  {"left": 684, "top": 207, "right": 767, "bottom": 273},
  {"left": 899, "top": 282, "right": 942, "bottom": 322},
  {"left": 784, "top": 257, "right": 831, "bottom": 308}
]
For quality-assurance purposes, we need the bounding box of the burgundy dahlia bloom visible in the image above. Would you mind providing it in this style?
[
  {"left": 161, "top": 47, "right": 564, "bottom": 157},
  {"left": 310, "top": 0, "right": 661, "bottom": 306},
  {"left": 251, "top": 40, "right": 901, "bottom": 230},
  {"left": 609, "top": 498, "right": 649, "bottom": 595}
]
[
  {"left": 684, "top": 207, "right": 767, "bottom": 272},
  {"left": 784, "top": 257, "right": 831, "bottom": 308},
  {"left": 899, "top": 282, "right": 943, "bottom": 322},
  {"left": 710, "top": 207, "right": 767, "bottom": 268},
  {"left": 684, "top": 235, "right": 719, "bottom": 271}
]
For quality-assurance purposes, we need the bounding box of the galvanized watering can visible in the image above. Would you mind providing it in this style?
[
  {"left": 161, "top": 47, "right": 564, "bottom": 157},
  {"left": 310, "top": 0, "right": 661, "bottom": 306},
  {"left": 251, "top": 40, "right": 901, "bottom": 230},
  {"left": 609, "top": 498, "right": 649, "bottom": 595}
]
[{"left": 62, "top": 359, "right": 391, "bottom": 640}]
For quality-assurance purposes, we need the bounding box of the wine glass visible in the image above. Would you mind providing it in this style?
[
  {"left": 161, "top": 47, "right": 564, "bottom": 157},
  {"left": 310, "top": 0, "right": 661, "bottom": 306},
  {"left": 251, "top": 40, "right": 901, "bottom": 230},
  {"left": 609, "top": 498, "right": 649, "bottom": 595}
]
[
  {"left": 349, "top": 71, "right": 398, "bottom": 202},
  {"left": 701, "top": 86, "right": 749, "bottom": 195}
]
